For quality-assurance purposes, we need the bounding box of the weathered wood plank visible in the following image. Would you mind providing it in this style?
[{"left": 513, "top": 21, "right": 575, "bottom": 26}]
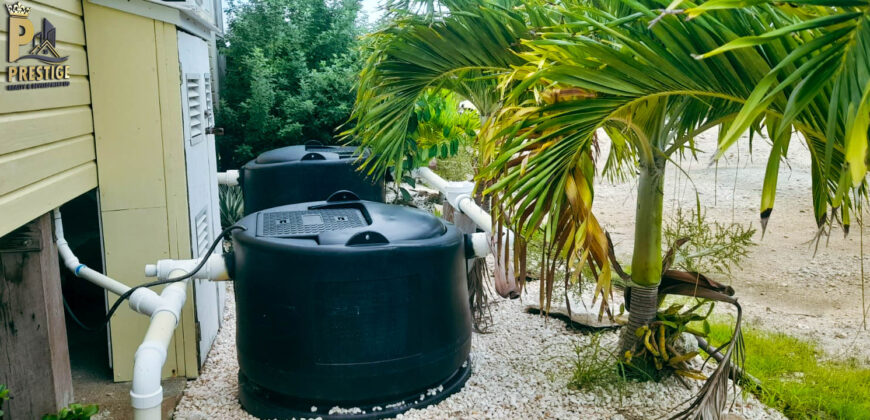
[
  {"left": 100, "top": 207, "right": 183, "bottom": 381},
  {"left": 85, "top": 3, "right": 167, "bottom": 212},
  {"left": 0, "top": 214, "right": 73, "bottom": 418}
]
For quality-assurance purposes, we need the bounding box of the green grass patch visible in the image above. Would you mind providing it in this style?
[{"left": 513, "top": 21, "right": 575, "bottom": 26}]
[{"left": 706, "top": 322, "right": 870, "bottom": 419}]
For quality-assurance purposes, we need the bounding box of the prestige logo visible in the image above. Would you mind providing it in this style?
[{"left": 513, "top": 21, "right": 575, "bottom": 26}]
[{"left": 5, "top": 1, "right": 70, "bottom": 90}]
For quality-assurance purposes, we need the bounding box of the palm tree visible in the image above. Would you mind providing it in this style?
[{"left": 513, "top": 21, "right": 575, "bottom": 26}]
[
  {"left": 346, "top": 0, "right": 611, "bottom": 298},
  {"left": 482, "top": 0, "right": 867, "bottom": 346},
  {"left": 478, "top": 0, "right": 866, "bottom": 416},
  {"left": 348, "top": 0, "right": 868, "bottom": 416}
]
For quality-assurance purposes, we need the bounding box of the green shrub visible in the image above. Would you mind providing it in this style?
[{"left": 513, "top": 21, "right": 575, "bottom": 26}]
[
  {"left": 217, "top": 0, "right": 364, "bottom": 169},
  {"left": 41, "top": 404, "right": 98, "bottom": 420}
]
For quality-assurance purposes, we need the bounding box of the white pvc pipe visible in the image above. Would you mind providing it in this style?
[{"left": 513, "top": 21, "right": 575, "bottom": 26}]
[
  {"left": 131, "top": 269, "right": 189, "bottom": 420},
  {"left": 216, "top": 170, "right": 239, "bottom": 186},
  {"left": 144, "top": 255, "right": 229, "bottom": 282},
  {"left": 469, "top": 232, "right": 491, "bottom": 258},
  {"left": 54, "top": 209, "right": 165, "bottom": 315},
  {"left": 55, "top": 208, "right": 212, "bottom": 420},
  {"left": 456, "top": 196, "right": 493, "bottom": 235},
  {"left": 54, "top": 209, "right": 132, "bottom": 296},
  {"left": 413, "top": 167, "right": 500, "bottom": 237},
  {"left": 414, "top": 167, "right": 450, "bottom": 191}
]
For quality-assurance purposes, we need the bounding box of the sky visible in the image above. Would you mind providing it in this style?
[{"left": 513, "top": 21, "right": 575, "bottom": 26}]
[{"left": 361, "top": 0, "right": 384, "bottom": 23}]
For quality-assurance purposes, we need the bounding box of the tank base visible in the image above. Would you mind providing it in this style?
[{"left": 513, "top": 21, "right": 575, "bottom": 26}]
[{"left": 238, "top": 359, "right": 472, "bottom": 420}]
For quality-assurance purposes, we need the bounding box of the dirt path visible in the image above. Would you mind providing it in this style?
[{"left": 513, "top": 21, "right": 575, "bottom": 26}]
[{"left": 594, "top": 129, "right": 870, "bottom": 363}]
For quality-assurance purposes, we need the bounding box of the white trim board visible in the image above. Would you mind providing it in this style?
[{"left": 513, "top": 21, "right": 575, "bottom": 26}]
[{"left": 87, "top": 0, "right": 219, "bottom": 40}]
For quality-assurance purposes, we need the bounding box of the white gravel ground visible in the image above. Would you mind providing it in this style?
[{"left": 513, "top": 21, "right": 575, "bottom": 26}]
[{"left": 174, "top": 282, "right": 784, "bottom": 420}]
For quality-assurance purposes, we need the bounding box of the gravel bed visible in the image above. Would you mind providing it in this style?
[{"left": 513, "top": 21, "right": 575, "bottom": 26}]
[{"left": 174, "top": 283, "right": 783, "bottom": 420}]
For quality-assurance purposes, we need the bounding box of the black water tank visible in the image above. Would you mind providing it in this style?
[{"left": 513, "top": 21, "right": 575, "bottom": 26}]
[
  {"left": 240, "top": 142, "right": 385, "bottom": 215},
  {"left": 230, "top": 192, "right": 472, "bottom": 420}
]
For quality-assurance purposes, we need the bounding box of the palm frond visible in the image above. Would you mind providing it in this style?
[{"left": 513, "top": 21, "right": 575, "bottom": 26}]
[
  {"left": 344, "top": 0, "right": 535, "bottom": 178},
  {"left": 686, "top": 0, "right": 870, "bottom": 230}
]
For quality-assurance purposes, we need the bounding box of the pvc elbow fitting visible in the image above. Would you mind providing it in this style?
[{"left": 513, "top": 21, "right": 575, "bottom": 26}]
[
  {"left": 130, "top": 341, "right": 166, "bottom": 410},
  {"left": 465, "top": 232, "right": 491, "bottom": 259}
]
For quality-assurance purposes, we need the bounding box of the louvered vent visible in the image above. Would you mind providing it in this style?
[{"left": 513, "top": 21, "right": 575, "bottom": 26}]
[
  {"left": 204, "top": 74, "right": 215, "bottom": 127},
  {"left": 194, "top": 207, "right": 210, "bottom": 256},
  {"left": 186, "top": 74, "right": 205, "bottom": 145}
]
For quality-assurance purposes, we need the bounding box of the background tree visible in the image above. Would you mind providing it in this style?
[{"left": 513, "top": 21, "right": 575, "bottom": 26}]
[{"left": 217, "top": 0, "right": 363, "bottom": 169}]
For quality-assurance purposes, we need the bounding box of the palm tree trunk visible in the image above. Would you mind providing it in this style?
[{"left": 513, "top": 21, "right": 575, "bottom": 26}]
[
  {"left": 619, "top": 161, "right": 666, "bottom": 354},
  {"left": 473, "top": 112, "right": 491, "bottom": 211}
]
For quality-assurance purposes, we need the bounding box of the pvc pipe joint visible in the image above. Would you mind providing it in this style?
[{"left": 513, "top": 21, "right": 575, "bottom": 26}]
[
  {"left": 216, "top": 170, "right": 240, "bottom": 186},
  {"left": 130, "top": 269, "right": 190, "bottom": 420},
  {"left": 53, "top": 209, "right": 133, "bottom": 297},
  {"left": 144, "top": 254, "right": 229, "bottom": 282},
  {"left": 128, "top": 288, "right": 163, "bottom": 317},
  {"left": 467, "top": 232, "right": 491, "bottom": 258}
]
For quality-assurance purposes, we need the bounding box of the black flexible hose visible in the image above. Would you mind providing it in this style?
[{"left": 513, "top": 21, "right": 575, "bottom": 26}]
[
  {"left": 63, "top": 294, "right": 101, "bottom": 332},
  {"left": 62, "top": 225, "right": 245, "bottom": 332}
]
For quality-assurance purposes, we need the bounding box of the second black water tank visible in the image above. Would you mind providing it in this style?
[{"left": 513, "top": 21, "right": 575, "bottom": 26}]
[{"left": 240, "top": 142, "right": 385, "bottom": 214}]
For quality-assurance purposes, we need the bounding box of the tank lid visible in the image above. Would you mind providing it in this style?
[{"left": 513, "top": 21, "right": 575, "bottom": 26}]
[
  {"left": 253, "top": 199, "right": 447, "bottom": 246},
  {"left": 255, "top": 143, "right": 360, "bottom": 164}
]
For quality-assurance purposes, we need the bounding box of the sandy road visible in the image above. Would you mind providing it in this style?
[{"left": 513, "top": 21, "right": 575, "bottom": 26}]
[{"left": 594, "top": 129, "right": 870, "bottom": 362}]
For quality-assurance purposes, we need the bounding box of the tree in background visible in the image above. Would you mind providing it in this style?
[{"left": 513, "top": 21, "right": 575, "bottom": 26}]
[{"left": 217, "top": 0, "right": 363, "bottom": 169}]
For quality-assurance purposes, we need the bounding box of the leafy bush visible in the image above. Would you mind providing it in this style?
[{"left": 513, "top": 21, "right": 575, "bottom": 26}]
[
  {"left": 41, "top": 404, "right": 98, "bottom": 420},
  {"left": 217, "top": 0, "right": 364, "bottom": 169},
  {"left": 392, "top": 90, "right": 479, "bottom": 202},
  {"left": 408, "top": 91, "right": 479, "bottom": 167}
]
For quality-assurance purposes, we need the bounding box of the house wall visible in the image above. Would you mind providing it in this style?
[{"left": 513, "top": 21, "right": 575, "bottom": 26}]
[
  {"left": 82, "top": 1, "right": 198, "bottom": 381},
  {"left": 0, "top": 0, "right": 98, "bottom": 238}
]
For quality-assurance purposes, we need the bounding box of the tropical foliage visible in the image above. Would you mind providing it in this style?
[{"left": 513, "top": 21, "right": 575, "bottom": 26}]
[
  {"left": 408, "top": 91, "right": 479, "bottom": 168},
  {"left": 217, "top": 0, "right": 364, "bottom": 169},
  {"left": 392, "top": 90, "right": 480, "bottom": 202},
  {"left": 219, "top": 185, "right": 245, "bottom": 228},
  {"left": 349, "top": 0, "right": 869, "bottom": 417}
]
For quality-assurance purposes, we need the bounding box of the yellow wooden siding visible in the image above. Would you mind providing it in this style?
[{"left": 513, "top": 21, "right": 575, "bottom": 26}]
[
  {"left": 0, "top": 36, "right": 89, "bottom": 75},
  {"left": 153, "top": 20, "right": 200, "bottom": 376},
  {"left": 0, "top": 135, "right": 95, "bottom": 196},
  {"left": 0, "top": 106, "right": 92, "bottom": 155},
  {"left": 83, "top": 2, "right": 197, "bottom": 381},
  {"left": 0, "top": 163, "right": 98, "bottom": 237},
  {"left": 0, "top": 0, "right": 96, "bottom": 238}
]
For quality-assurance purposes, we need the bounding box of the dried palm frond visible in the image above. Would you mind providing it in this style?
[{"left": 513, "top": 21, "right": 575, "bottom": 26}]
[{"left": 660, "top": 279, "right": 744, "bottom": 420}]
